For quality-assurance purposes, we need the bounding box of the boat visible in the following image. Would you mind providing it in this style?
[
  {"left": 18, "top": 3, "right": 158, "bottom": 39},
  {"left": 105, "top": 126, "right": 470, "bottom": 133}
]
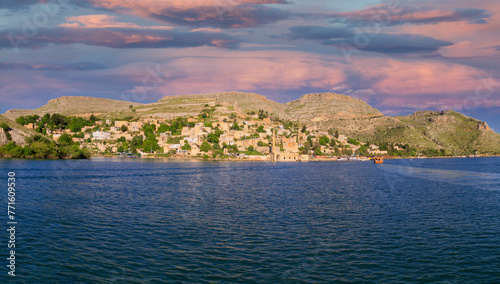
[{"left": 373, "top": 157, "right": 384, "bottom": 164}]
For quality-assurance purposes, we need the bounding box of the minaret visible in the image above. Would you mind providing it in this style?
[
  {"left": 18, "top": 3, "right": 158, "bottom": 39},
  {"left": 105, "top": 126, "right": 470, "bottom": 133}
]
[{"left": 271, "top": 128, "right": 276, "bottom": 162}]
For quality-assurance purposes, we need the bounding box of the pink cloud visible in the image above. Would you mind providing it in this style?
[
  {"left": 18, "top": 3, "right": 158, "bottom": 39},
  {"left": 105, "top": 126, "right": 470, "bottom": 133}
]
[
  {"left": 343, "top": 56, "right": 500, "bottom": 112},
  {"left": 101, "top": 47, "right": 500, "bottom": 111},
  {"left": 351, "top": 58, "right": 489, "bottom": 96},
  {"left": 107, "top": 50, "right": 345, "bottom": 97},
  {"left": 86, "top": 0, "right": 290, "bottom": 28},
  {"left": 89, "top": 0, "right": 287, "bottom": 10},
  {"left": 59, "top": 15, "right": 173, "bottom": 30},
  {"left": 159, "top": 52, "right": 345, "bottom": 94},
  {"left": 191, "top": 28, "right": 223, "bottom": 33},
  {"left": 390, "top": 1, "right": 500, "bottom": 57}
]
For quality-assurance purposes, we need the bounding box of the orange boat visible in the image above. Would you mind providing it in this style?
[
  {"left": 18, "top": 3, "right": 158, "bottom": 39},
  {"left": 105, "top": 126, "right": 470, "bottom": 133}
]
[{"left": 373, "top": 157, "right": 384, "bottom": 164}]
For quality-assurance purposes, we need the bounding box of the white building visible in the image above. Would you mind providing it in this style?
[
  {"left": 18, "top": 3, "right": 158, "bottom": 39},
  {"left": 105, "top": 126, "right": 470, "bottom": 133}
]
[{"left": 92, "top": 131, "right": 111, "bottom": 140}]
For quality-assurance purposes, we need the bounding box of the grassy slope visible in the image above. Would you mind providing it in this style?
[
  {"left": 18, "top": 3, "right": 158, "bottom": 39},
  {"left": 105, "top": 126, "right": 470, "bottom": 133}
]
[
  {"left": 351, "top": 110, "right": 500, "bottom": 154},
  {"left": 0, "top": 115, "right": 39, "bottom": 145}
]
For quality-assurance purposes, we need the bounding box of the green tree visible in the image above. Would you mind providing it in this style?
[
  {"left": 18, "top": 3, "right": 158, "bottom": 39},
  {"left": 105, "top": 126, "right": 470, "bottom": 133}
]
[
  {"left": 231, "top": 121, "right": 241, "bottom": 130},
  {"left": 120, "top": 125, "right": 128, "bottom": 132},
  {"left": 70, "top": 124, "right": 81, "bottom": 133},
  {"left": 143, "top": 139, "right": 159, "bottom": 153},
  {"left": 23, "top": 146, "right": 34, "bottom": 157},
  {"left": 258, "top": 109, "right": 268, "bottom": 120},
  {"left": 158, "top": 123, "right": 170, "bottom": 133},
  {"left": 58, "top": 133, "right": 73, "bottom": 146},
  {"left": 131, "top": 135, "right": 144, "bottom": 148},
  {"left": 347, "top": 138, "right": 360, "bottom": 145},
  {"left": 41, "top": 113, "right": 51, "bottom": 124},
  {"left": 314, "top": 148, "right": 324, "bottom": 156},
  {"left": 0, "top": 123, "right": 9, "bottom": 132},
  {"left": 207, "top": 130, "right": 223, "bottom": 144},
  {"left": 15, "top": 116, "right": 26, "bottom": 125},
  {"left": 50, "top": 113, "right": 66, "bottom": 128},
  {"left": 319, "top": 135, "right": 330, "bottom": 146},
  {"left": 356, "top": 145, "right": 369, "bottom": 156},
  {"left": 200, "top": 141, "right": 211, "bottom": 152},
  {"left": 181, "top": 141, "right": 192, "bottom": 151},
  {"left": 334, "top": 146, "right": 340, "bottom": 156},
  {"left": 31, "top": 141, "right": 50, "bottom": 158}
]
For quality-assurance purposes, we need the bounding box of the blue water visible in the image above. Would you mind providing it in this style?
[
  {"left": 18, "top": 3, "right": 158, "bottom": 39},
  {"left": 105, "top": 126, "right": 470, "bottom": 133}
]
[{"left": 1, "top": 157, "right": 500, "bottom": 283}]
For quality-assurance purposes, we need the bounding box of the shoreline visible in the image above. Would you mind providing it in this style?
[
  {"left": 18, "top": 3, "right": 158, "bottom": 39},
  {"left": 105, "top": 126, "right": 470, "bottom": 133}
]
[
  {"left": 88, "top": 154, "right": 500, "bottom": 162},
  {"left": 1, "top": 154, "right": 499, "bottom": 162}
]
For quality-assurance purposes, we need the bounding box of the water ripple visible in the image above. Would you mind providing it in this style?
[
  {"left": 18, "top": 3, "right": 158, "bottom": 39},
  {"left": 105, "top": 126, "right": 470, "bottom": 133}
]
[{"left": 1, "top": 157, "right": 499, "bottom": 283}]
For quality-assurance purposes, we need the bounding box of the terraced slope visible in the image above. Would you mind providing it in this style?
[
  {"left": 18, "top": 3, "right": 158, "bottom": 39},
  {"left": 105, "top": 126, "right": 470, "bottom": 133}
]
[
  {"left": 284, "top": 93, "right": 383, "bottom": 123},
  {"left": 101, "top": 92, "right": 284, "bottom": 119},
  {"left": 3, "top": 96, "right": 144, "bottom": 120}
]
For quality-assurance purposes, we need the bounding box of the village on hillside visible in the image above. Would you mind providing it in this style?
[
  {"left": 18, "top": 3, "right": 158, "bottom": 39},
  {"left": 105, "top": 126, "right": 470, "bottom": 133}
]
[{"left": 11, "top": 106, "right": 407, "bottom": 161}]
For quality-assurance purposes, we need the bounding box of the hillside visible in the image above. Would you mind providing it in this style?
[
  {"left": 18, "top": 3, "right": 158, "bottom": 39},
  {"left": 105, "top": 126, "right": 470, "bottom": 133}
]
[
  {"left": 3, "top": 92, "right": 499, "bottom": 154},
  {"left": 102, "top": 92, "right": 382, "bottom": 122},
  {"left": 99, "top": 91, "right": 283, "bottom": 120},
  {"left": 395, "top": 110, "right": 500, "bottom": 154},
  {"left": 3, "top": 96, "right": 144, "bottom": 120},
  {"left": 0, "top": 115, "right": 38, "bottom": 145},
  {"left": 283, "top": 93, "right": 383, "bottom": 123},
  {"left": 340, "top": 110, "right": 500, "bottom": 154}
]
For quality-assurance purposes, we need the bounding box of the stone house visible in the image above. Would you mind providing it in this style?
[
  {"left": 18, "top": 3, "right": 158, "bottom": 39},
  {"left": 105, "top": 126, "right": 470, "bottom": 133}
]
[
  {"left": 212, "top": 122, "right": 230, "bottom": 131},
  {"left": 283, "top": 142, "right": 299, "bottom": 153},
  {"left": 190, "top": 144, "right": 201, "bottom": 156},
  {"left": 114, "top": 121, "right": 129, "bottom": 128},
  {"left": 25, "top": 123, "right": 36, "bottom": 129},
  {"left": 92, "top": 131, "right": 111, "bottom": 140},
  {"left": 129, "top": 122, "right": 143, "bottom": 132}
]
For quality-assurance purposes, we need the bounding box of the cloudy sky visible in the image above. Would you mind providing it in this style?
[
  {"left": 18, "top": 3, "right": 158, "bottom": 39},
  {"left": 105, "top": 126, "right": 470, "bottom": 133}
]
[{"left": 1, "top": 0, "right": 499, "bottom": 130}]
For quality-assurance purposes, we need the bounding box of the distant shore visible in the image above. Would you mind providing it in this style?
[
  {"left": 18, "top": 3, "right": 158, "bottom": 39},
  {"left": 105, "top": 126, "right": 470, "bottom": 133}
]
[{"left": 87, "top": 154, "right": 500, "bottom": 162}]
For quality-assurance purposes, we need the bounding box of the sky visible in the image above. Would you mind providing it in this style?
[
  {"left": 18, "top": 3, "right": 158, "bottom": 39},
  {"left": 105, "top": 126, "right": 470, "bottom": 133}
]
[{"left": 0, "top": 0, "right": 499, "bottom": 131}]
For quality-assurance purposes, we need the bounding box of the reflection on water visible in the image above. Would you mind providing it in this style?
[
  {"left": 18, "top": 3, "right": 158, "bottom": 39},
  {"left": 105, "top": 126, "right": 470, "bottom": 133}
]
[{"left": 379, "top": 159, "right": 500, "bottom": 190}]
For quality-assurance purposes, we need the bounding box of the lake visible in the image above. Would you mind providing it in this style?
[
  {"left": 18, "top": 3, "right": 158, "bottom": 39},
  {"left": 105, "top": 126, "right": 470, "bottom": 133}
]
[{"left": 1, "top": 157, "right": 499, "bottom": 283}]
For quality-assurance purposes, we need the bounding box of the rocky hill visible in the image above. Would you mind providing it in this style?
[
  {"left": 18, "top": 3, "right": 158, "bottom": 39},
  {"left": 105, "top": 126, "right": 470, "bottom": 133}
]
[
  {"left": 104, "top": 92, "right": 284, "bottom": 120},
  {"left": 0, "top": 115, "right": 38, "bottom": 146},
  {"left": 3, "top": 96, "right": 143, "bottom": 120},
  {"left": 283, "top": 93, "right": 383, "bottom": 123},
  {"left": 3, "top": 92, "right": 499, "bottom": 154}
]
